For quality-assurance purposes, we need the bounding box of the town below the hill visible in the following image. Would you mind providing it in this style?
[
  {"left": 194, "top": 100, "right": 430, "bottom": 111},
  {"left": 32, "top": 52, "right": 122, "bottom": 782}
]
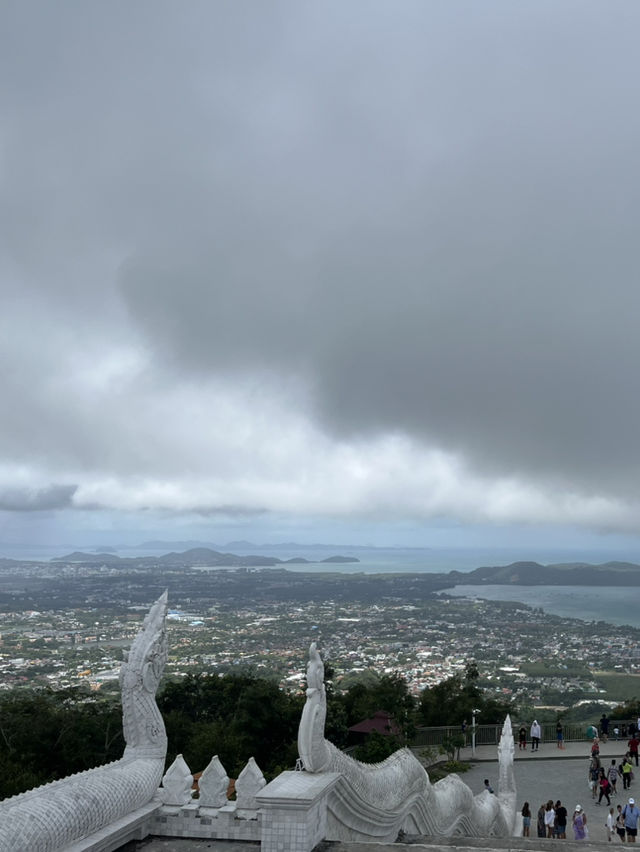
[{"left": 1, "top": 551, "right": 639, "bottom": 721}]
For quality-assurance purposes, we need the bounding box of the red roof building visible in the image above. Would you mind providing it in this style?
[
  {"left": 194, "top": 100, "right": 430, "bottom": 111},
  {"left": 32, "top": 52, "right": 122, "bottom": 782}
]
[{"left": 348, "top": 710, "right": 401, "bottom": 743}]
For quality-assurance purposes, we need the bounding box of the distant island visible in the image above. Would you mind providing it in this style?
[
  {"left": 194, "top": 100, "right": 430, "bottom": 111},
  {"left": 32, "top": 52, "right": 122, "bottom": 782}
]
[
  {"left": 4, "top": 544, "right": 640, "bottom": 589},
  {"left": 320, "top": 555, "right": 360, "bottom": 564},
  {"left": 51, "top": 547, "right": 360, "bottom": 569}
]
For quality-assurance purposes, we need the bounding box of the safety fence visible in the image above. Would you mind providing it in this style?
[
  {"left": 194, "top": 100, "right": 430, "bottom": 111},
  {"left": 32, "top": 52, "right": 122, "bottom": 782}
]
[{"left": 411, "top": 719, "right": 635, "bottom": 748}]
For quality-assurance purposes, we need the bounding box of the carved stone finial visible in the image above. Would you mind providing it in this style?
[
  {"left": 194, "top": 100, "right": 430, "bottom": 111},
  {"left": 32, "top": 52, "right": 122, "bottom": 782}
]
[
  {"left": 198, "top": 755, "right": 230, "bottom": 808},
  {"left": 235, "top": 757, "right": 266, "bottom": 809},
  {"left": 161, "top": 754, "right": 194, "bottom": 806}
]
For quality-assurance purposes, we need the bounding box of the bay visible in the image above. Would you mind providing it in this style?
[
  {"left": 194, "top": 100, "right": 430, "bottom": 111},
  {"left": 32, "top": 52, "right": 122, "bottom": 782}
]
[{"left": 442, "top": 584, "right": 640, "bottom": 629}]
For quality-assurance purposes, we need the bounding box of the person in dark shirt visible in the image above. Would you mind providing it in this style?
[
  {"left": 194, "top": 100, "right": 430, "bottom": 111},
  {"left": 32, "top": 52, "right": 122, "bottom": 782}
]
[
  {"left": 629, "top": 734, "right": 640, "bottom": 767},
  {"left": 537, "top": 803, "right": 547, "bottom": 838},
  {"left": 599, "top": 769, "right": 612, "bottom": 806},
  {"left": 601, "top": 714, "right": 610, "bottom": 742},
  {"left": 518, "top": 725, "right": 527, "bottom": 750},
  {"left": 555, "top": 801, "right": 568, "bottom": 839}
]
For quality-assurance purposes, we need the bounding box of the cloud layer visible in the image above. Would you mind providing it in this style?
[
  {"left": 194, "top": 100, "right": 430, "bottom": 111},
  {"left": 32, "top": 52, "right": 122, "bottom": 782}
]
[{"left": 2, "top": 2, "right": 640, "bottom": 538}]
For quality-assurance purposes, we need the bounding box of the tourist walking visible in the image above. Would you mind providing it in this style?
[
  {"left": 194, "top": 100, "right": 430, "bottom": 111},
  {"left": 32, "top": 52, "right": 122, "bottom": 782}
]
[
  {"left": 602, "top": 714, "right": 611, "bottom": 742},
  {"left": 623, "top": 758, "right": 633, "bottom": 790},
  {"left": 629, "top": 734, "right": 640, "bottom": 767},
  {"left": 537, "top": 803, "right": 547, "bottom": 838},
  {"left": 617, "top": 804, "right": 627, "bottom": 842},
  {"left": 609, "top": 759, "right": 620, "bottom": 796},
  {"left": 573, "top": 805, "right": 588, "bottom": 840},
  {"left": 607, "top": 807, "right": 616, "bottom": 842},
  {"left": 531, "top": 719, "right": 541, "bottom": 751},
  {"left": 557, "top": 720, "right": 565, "bottom": 749},
  {"left": 522, "top": 802, "right": 531, "bottom": 837},
  {"left": 555, "top": 800, "right": 567, "bottom": 839},
  {"left": 623, "top": 798, "right": 639, "bottom": 843},
  {"left": 592, "top": 759, "right": 603, "bottom": 798},
  {"left": 600, "top": 769, "right": 613, "bottom": 806}
]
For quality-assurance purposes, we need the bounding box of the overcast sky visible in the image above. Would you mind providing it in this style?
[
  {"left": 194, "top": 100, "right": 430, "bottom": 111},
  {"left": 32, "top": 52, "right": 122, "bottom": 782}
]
[{"left": 2, "top": 1, "right": 640, "bottom": 555}]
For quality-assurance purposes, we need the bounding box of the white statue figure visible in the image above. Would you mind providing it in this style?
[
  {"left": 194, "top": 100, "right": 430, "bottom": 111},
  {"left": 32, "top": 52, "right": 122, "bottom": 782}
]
[
  {"left": 297, "top": 641, "right": 330, "bottom": 772},
  {"left": 0, "top": 592, "right": 170, "bottom": 852},
  {"left": 297, "top": 643, "right": 517, "bottom": 842}
]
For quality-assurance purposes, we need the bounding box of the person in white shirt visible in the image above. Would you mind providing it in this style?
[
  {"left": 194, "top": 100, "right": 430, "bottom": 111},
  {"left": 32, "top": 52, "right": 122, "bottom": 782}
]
[
  {"left": 607, "top": 807, "right": 616, "bottom": 842},
  {"left": 530, "top": 720, "right": 542, "bottom": 751},
  {"left": 544, "top": 800, "right": 556, "bottom": 838}
]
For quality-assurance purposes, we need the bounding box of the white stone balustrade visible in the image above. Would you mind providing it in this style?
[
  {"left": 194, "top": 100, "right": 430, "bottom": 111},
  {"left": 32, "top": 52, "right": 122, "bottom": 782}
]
[
  {"left": 0, "top": 626, "right": 518, "bottom": 851},
  {"left": 148, "top": 753, "right": 265, "bottom": 843}
]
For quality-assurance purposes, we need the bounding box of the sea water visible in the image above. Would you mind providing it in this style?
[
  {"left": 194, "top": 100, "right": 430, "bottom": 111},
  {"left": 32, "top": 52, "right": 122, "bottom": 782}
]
[{"left": 441, "top": 584, "right": 640, "bottom": 629}]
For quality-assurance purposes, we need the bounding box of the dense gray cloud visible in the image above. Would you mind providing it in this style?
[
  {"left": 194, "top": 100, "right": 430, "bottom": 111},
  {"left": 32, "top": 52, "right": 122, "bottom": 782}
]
[
  {"left": 0, "top": 485, "right": 77, "bottom": 512},
  {"left": 2, "top": 1, "right": 640, "bottom": 537}
]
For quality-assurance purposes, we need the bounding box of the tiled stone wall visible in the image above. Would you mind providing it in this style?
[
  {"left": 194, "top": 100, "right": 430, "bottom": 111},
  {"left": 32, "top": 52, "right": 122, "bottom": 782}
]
[
  {"left": 149, "top": 802, "right": 261, "bottom": 842},
  {"left": 257, "top": 770, "right": 341, "bottom": 852}
]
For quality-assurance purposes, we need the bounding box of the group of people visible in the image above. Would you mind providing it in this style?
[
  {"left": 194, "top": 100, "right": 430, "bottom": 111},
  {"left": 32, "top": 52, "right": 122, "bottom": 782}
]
[
  {"left": 593, "top": 716, "right": 640, "bottom": 759},
  {"left": 517, "top": 723, "right": 640, "bottom": 842},
  {"left": 518, "top": 720, "right": 546, "bottom": 751},
  {"left": 589, "top": 755, "right": 635, "bottom": 804},
  {"left": 522, "top": 798, "right": 640, "bottom": 841},
  {"left": 588, "top": 729, "right": 640, "bottom": 807},
  {"left": 522, "top": 800, "right": 569, "bottom": 839},
  {"left": 518, "top": 719, "right": 566, "bottom": 751},
  {"left": 517, "top": 717, "right": 640, "bottom": 757}
]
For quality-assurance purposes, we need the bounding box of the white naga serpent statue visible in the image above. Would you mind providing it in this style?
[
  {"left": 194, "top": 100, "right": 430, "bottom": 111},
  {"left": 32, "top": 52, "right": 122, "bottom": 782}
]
[
  {"left": 298, "top": 642, "right": 517, "bottom": 842},
  {"left": 0, "top": 592, "right": 169, "bottom": 852}
]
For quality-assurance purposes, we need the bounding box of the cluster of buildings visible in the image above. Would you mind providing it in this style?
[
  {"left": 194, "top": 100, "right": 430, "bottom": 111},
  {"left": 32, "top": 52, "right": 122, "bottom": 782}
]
[{"left": 1, "top": 591, "right": 639, "bottom": 712}]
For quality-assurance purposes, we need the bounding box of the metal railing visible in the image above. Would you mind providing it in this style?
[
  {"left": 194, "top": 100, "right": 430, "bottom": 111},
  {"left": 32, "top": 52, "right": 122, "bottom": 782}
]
[{"left": 411, "top": 720, "right": 635, "bottom": 748}]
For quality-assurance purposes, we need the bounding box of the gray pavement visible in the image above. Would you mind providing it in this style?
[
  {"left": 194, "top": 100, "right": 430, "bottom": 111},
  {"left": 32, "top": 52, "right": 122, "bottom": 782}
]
[{"left": 458, "top": 738, "right": 636, "bottom": 843}]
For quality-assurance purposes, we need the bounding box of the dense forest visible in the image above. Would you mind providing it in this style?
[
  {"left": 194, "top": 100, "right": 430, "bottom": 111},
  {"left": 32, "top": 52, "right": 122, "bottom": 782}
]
[{"left": 0, "top": 663, "right": 517, "bottom": 800}]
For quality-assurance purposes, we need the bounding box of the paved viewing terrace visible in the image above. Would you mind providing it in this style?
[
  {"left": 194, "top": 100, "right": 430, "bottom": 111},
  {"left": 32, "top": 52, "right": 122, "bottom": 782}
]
[{"left": 455, "top": 736, "right": 633, "bottom": 845}]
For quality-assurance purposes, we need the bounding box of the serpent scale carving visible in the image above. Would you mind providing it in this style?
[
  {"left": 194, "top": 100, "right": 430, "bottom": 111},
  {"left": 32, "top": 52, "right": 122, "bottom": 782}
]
[
  {"left": 298, "top": 642, "right": 516, "bottom": 842},
  {"left": 0, "top": 592, "right": 169, "bottom": 852}
]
